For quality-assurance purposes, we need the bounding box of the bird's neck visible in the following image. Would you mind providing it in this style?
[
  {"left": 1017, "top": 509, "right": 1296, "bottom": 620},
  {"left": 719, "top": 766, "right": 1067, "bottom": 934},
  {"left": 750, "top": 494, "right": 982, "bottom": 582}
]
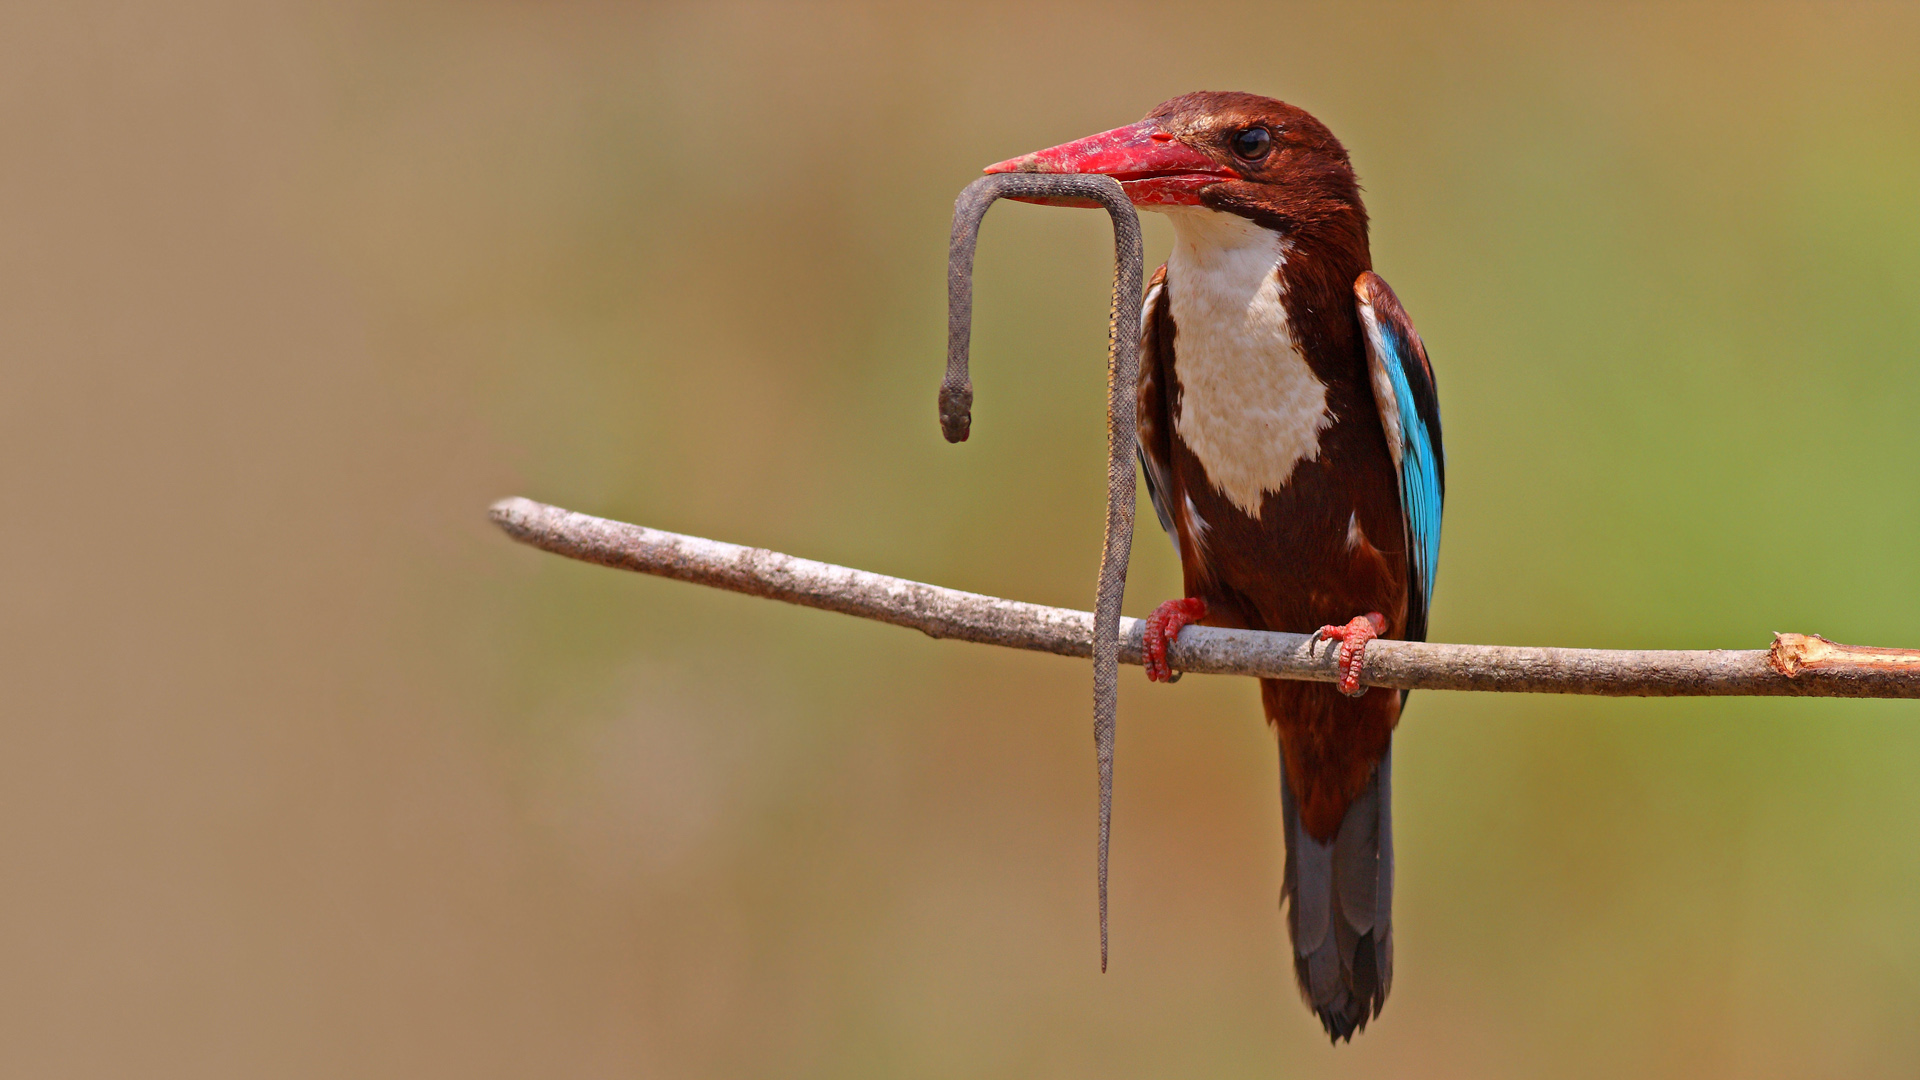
[{"left": 1160, "top": 206, "right": 1288, "bottom": 293}]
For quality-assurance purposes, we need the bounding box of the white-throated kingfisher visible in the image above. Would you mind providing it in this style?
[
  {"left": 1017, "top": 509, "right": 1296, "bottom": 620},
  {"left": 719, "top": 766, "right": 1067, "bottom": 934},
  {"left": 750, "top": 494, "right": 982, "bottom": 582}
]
[{"left": 986, "top": 91, "right": 1444, "bottom": 1042}]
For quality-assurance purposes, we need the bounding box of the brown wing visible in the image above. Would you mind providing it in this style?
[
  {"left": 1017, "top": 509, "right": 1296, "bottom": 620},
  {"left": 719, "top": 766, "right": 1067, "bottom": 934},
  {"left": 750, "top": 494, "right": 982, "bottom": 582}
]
[{"left": 1136, "top": 264, "right": 1180, "bottom": 557}]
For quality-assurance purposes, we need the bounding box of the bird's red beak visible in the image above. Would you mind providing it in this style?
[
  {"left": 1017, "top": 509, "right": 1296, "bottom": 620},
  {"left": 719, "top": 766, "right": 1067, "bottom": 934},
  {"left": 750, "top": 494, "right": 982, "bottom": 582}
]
[{"left": 983, "top": 120, "right": 1236, "bottom": 207}]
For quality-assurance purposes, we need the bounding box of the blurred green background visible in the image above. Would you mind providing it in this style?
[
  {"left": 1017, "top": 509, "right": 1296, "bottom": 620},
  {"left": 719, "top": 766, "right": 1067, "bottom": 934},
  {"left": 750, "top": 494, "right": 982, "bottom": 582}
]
[{"left": 6, "top": 1, "right": 1920, "bottom": 1076}]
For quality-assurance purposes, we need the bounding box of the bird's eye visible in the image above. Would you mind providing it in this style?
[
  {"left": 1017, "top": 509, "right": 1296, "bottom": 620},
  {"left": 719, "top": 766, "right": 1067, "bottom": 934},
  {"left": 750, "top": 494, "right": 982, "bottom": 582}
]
[{"left": 1230, "top": 127, "right": 1272, "bottom": 161}]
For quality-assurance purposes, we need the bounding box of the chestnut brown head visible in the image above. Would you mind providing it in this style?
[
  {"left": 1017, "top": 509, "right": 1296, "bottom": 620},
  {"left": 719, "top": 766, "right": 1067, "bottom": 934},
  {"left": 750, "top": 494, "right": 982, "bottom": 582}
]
[{"left": 984, "top": 91, "right": 1364, "bottom": 234}]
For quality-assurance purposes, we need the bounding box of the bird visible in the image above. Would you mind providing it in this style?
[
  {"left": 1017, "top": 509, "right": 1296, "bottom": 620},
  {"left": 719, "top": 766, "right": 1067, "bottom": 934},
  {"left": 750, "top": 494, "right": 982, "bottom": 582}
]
[{"left": 984, "top": 91, "right": 1444, "bottom": 1042}]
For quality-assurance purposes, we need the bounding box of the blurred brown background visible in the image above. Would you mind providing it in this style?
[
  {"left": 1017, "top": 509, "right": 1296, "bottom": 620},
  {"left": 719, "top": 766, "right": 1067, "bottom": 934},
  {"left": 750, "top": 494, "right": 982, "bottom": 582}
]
[{"left": 6, "top": 1, "right": 1920, "bottom": 1076}]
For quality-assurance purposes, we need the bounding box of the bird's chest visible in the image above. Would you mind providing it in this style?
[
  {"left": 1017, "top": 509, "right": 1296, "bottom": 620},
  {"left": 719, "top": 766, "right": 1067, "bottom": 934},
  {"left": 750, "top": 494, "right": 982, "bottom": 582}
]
[{"left": 1164, "top": 223, "right": 1331, "bottom": 520}]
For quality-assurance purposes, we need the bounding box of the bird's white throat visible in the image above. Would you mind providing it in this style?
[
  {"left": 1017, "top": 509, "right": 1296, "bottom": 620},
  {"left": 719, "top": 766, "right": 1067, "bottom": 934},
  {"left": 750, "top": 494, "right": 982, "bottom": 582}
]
[{"left": 1155, "top": 206, "right": 1329, "bottom": 519}]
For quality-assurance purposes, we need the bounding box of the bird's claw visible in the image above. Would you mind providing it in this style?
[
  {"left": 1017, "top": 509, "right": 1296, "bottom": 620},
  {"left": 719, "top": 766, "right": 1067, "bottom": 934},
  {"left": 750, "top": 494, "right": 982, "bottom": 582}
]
[
  {"left": 1143, "top": 598, "right": 1208, "bottom": 682},
  {"left": 1314, "top": 612, "right": 1386, "bottom": 697}
]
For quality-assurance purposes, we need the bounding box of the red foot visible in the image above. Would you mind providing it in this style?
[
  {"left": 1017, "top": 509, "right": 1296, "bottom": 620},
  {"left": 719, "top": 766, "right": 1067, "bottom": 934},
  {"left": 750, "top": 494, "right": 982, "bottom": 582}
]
[
  {"left": 1143, "top": 598, "right": 1208, "bottom": 682},
  {"left": 1315, "top": 613, "right": 1386, "bottom": 697}
]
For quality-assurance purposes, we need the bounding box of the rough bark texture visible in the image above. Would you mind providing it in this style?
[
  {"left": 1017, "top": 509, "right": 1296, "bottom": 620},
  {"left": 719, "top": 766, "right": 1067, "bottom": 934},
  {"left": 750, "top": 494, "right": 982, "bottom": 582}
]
[{"left": 491, "top": 497, "right": 1920, "bottom": 700}]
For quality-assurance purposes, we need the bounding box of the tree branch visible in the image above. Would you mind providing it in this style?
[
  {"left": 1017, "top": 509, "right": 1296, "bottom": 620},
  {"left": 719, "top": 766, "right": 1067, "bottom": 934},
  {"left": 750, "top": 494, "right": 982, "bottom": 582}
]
[{"left": 491, "top": 496, "right": 1920, "bottom": 699}]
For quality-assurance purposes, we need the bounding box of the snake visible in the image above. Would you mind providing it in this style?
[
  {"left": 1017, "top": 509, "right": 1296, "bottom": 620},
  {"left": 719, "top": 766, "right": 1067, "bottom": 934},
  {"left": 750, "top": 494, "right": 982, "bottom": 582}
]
[{"left": 941, "top": 172, "right": 1144, "bottom": 971}]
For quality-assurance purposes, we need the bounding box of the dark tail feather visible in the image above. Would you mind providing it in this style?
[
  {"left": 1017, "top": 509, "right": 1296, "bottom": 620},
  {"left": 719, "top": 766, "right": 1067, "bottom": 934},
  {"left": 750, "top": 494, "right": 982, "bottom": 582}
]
[{"left": 1280, "top": 749, "right": 1393, "bottom": 1042}]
